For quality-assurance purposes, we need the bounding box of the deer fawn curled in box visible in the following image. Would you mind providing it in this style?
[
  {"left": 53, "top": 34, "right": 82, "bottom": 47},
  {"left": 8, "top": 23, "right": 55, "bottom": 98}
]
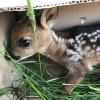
[{"left": 7, "top": 8, "right": 100, "bottom": 95}]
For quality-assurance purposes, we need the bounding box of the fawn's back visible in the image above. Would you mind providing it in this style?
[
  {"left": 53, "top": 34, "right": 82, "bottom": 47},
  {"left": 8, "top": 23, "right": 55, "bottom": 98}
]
[{"left": 54, "top": 24, "right": 100, "bottom": 68}]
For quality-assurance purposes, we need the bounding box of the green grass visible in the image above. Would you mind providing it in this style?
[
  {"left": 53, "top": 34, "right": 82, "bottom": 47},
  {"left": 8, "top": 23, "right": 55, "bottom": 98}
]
[
  {"left": 0, "top": 28, "right": 100, "bottom": 100},
  {"left": 0, "top": 0, "right": 100, "bottom": 99},
  {"left": 0, "top": 31, "right": 99, "bottom": 100},
  {"left": 1, "top": 50, "right": 100, "bottom": 100}
]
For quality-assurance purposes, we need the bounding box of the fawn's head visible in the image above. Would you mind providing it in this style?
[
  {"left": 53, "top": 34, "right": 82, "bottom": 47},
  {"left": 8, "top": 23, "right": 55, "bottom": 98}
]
[{"left": 7, "top": 8, "right": 58, "bottom": 60}]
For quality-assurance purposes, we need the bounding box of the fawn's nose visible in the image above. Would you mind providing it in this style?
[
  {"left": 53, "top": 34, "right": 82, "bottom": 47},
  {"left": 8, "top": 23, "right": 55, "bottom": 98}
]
[{"left": 5, "top": 52, "right": 21, "bottom": 60}]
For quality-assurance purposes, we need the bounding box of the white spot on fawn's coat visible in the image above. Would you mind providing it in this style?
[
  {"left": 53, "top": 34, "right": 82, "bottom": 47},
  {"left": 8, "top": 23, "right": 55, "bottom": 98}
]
[
  {"left": 96, "top": 47, "right": 100, "bottom": 52},
  {"left": 85, "top": 46, "right": 91, "bottom": 51},
  {"left": 67, "top": 49, "right": 82, "bottom": 62},
  {"left": 68, "top": 38, "right": 75, "bottom": 44}
]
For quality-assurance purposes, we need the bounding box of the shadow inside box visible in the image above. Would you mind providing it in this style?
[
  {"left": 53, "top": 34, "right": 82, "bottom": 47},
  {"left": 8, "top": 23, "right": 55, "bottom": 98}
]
[
  {"left": 20, "top": 53, "right": 68, "bottom": 79},
  {"left": 18, "top": 54, "right": 100, "bottom": 100},
  {"left": 19, "top": 53, "right": 68, "bottom": 99}
]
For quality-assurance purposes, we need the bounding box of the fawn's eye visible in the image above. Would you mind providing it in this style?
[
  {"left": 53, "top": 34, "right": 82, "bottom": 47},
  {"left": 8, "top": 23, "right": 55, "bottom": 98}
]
[{"left": 18, "top": 38, "right": 32, "bottom": 47}]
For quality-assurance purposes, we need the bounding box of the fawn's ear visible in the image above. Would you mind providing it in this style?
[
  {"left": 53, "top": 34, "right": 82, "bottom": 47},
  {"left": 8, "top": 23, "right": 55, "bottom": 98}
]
[{"left": 41, "top": 7, "right": 58, "bottom": 29}]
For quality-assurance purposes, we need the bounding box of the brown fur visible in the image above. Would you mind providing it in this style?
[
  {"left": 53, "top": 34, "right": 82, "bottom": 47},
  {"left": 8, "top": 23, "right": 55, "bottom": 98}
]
[{"left": 7, "top": 8, "right": 100, "bottom": 95}]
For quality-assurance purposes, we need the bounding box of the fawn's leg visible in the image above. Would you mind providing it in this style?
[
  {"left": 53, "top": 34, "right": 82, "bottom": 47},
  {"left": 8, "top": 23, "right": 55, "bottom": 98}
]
[{"left": 62, "top": 61, "right": 91, "bottom": 95}]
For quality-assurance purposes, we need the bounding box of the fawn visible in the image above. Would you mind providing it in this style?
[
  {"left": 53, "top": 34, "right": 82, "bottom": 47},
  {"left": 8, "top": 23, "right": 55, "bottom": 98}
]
[{"left": 7, "top": 7, "right": 100, "bottom": 95}]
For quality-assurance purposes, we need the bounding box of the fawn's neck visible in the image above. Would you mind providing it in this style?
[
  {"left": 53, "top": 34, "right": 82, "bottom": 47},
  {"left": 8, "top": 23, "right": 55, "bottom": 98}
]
[{"left": 39, "top": 31, "right": 67, "bottom": 65}]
